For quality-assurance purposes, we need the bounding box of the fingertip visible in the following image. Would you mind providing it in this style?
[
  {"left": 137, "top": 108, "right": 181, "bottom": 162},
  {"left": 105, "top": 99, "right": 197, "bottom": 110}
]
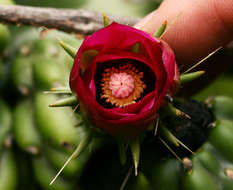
[{"left": 135, "top": 0, "right": 233, "bottom": 69}]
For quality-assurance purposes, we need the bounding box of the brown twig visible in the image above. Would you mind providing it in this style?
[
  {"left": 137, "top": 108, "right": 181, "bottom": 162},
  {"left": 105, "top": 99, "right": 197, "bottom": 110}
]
[{"left": 0, "top": 5, "right": 140, "bottom": 35}]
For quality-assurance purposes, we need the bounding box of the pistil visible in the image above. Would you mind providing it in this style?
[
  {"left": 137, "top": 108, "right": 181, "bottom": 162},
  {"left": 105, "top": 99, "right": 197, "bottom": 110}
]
[
  {"left": 109, "top": 73, "right": 134, "bottom": 99},
  {"left": 101, "top": 63, "right": 146, "bottom": 107}
]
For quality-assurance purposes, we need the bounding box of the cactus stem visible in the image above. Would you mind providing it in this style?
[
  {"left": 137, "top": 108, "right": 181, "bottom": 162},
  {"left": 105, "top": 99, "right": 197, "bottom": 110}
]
[
  {"left": 159, "top": 137, "right": 182, "bottom": 162},
  {"left": 50, "top": 129, "right": 93, "bottom": 185},
  {"left": 130, "top": 138, "right": 140, "bottom": 176},
  {"left": 49, "top": 96, "right": 78, "bottom": 107},
  {"left": 58, "top": 39, "right": 76, "bottom": 59},
  {"left": 180, "top": 71, "right": 205, "bottom": 84},
  {"left": 183, "top": 46, "right": 222, "bottom": 74},
  {"left": 103, "top": 13, "right": 110, "bottom": 27},
  {"left": 154, "top": 20, "right": 167, "bottom": 38}
]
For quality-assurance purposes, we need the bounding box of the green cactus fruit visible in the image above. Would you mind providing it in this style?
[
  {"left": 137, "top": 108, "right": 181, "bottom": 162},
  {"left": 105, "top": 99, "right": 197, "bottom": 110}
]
[
  {"left": 8, "top": 29, "right": 81, "bottom": 91},
  {"left": 0, "top": 0, "right": 14, "bottom": 54},
  {"left": 32, "top": 56, "right": 67, "bottom": 90},
  {"left": 195, "top": 144, "right": 220, "bottom": 176},
  {"left": 221, "top": 168, "right": 233, "bottom": 190},
  {"left": 11, "top": 53, "right": 33, "bottom": 94},
  {"left": 182, "top": 159, "right": 220, "bottom": 190},
  {"left": 0, "top": 59, "right": 2, "bottom": 81},
  {"left": 209, "top": 96, "right": 233, "bottom": 120},
  {"left": 208, "top": 120, "right": 233, "bottom": 162},
  {"left": 34, "top": 93, "right": 85, "bottom": 151},
  {"left": 33, "top": 156, "right": 75, "bottom": 190},
  {"left": 0, "top": 150, "right": 18, "bottom": 190},
  {"left": 151, "top": 159, "right": 181, "bottom": 190},
  {"left": 0, "top": 98, "right": 12, "bottom": 152},
  {"left": 44, "top": 145, "right": 90, "bottom": 178},
  {"left": 13, "top": 99, "right": 41, "bottom": 154},
  {"left": 0, "top": 24, "right": 10, "bottom": 55}
]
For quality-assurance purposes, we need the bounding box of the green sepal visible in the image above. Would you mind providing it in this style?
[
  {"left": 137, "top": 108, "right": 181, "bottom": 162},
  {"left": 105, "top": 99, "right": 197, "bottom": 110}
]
[
  {"left": 131, "top": 43, "right": 140, "bottom": 53},
  {"left": 58, "top": 39, "right": 76, "bottom": 59},
  {"left": 72, "top": 129, "right": 93, "bottom": 159},
  {"left": 160, "top": 126, "right": 194, "bottom": 154},
  {"left": 154, "top": 20, "right": 167, "bottom": 38},
  {"left": 130, "top": 138, "right": 140, "bottom": 176},
  {"left": 160, "top": 126, "right": 179, "bottom": 147},
  {"left": 74, "top": 114, "right": 84, "bottom": 127},
  {"left": 103, "top": 13, "right": 110, "bottom": 27},
  {"left": 162, "top": 103, "right": 191, "bottom": 119},
  {"left": 118, "top": 141, "right": 127, "bottom": 165},
  {"left": 180, "top": 71, "right": 205, "bottom": 84},
  {"left": 44, "top": 87, "right": 72, "bottom": 95},
  {"left": 49, "top": 96, "right": 78, "bottom": 107},
  {"left": 80, "top": 50, "right": 99, "bottom": 74}
]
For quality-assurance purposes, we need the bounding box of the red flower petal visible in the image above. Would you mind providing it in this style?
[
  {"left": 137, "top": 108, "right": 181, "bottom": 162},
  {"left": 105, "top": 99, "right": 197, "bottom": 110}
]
[{"left": 70, "top": 22, "right": 179, "bottom": 138}]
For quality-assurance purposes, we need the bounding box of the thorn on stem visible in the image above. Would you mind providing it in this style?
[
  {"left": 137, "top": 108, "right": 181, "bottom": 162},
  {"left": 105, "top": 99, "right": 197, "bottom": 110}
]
[
  {"left": 159, "top": 137, "right": 182, "bottom": 162},
  {"left": 50, "top": 130, "right": 93, "bottom": 185},
  {"left": 154, "top": 117, "right": 159, "bottom": 136},
  {"left": 183, "top": 47, "right": 222, "bottom": 74}
]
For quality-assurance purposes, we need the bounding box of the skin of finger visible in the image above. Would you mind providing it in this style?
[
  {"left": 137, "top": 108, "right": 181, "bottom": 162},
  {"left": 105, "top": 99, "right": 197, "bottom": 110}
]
[{"left": 135, "top": 0, "right": 233, "bottom": 70}]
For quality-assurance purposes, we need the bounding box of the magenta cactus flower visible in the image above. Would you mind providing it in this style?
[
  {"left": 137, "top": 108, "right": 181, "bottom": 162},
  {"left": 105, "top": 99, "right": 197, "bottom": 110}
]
[{"left": 69, "top": 22, "right": 180, "bottom": 138}]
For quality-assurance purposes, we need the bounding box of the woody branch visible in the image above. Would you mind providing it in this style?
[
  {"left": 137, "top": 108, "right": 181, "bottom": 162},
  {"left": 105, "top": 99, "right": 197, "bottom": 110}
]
[{"left": 0, "top": 5, "right": 140, "bottom": 35}]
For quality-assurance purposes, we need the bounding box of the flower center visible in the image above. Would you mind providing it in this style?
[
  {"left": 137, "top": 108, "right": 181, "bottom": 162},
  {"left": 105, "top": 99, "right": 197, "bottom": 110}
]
[
  {"left": 101, "top": 63, "right": 146, "bottom": 107},
  {"left": 109, "top": 73, "right": 134, "bottom": 99}
]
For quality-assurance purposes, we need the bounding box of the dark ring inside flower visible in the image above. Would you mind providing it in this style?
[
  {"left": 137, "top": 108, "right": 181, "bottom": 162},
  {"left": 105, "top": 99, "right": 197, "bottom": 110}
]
[{"left": 95, "top": 59, "right": 156, "bottom": 109}]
